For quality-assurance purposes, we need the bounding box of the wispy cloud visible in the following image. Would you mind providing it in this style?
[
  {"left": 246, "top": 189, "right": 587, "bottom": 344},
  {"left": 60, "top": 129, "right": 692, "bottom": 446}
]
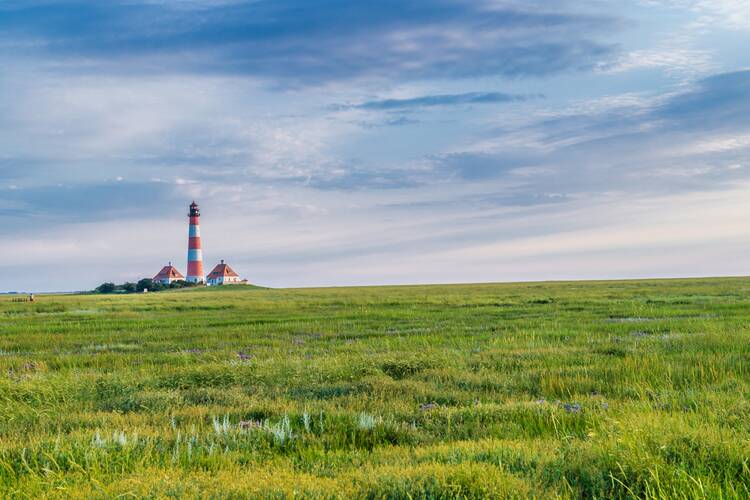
[
  {"left": 336, "top": 91, "right": 542, "bottom": 111},
  {"left": 602, "top": 48, "right": 715, "bottom": 79},
  {"left": 643, "top": 0, "right": 750, "bottom": 31}
]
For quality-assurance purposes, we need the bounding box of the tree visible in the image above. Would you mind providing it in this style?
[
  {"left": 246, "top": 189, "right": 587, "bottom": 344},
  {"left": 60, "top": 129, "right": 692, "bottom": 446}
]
[
  {"left": 170, "top": 280, "right": 197, "bottom": 289},
  {"left": 135, "top": 278, "right": 155, "bottom": 292},
  {"left": 96, "top": 282, "right": 116, "bottom": 294},
  {"left": 122, "top": 282, "right": 137, "bottom": 293}
]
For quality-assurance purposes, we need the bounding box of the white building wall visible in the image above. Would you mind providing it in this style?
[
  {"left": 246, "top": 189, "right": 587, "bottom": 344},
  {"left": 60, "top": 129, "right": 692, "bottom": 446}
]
[
  {"left": 207, "top": 275, "right": 241, "bottom": 285},
  {"left": 158, "top": 276, "right": 184, "bottom": 285}
]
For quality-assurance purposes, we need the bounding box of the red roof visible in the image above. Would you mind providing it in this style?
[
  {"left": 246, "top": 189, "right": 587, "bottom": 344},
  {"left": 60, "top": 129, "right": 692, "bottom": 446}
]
[
  {"left": 153, "top": 265, "right": 185, "bottom": 281},
  {"left": 207, "top": 261, "right": 239, "bottom": 279}
]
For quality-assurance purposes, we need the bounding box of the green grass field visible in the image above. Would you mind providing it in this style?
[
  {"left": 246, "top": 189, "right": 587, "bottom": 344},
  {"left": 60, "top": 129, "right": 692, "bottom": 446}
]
[{"left": 1, "top": 278, "right": 749, "bottom": 498}]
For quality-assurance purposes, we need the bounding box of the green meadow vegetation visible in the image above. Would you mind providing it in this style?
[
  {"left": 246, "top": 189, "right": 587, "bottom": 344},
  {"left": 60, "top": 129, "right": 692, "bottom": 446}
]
[{"left": 1, "top": 278, "right": 749, "bottom": 498}]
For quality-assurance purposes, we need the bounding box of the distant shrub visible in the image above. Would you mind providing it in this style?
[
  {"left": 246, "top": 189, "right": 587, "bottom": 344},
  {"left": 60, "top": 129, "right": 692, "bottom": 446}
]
[
  {"left": 96, "top": 282, "right": 117, "bottom": 294},
  {"left": 97, "top": 280, "right": 156, "bottom": 294},
  {"left": 137, "top": 278, "right": 158, "bottom": 292},
  {"left": 93, "top": 277, "right": 201, "bottom": 293},
  {"left": 170, "top": 280, "right": 198, "bottom": 289}
]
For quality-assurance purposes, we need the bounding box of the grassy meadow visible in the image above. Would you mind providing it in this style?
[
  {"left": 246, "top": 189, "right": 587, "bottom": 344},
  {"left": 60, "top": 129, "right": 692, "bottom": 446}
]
[{"left": 1, "top": 278, "right": 749, "bottom": 498}]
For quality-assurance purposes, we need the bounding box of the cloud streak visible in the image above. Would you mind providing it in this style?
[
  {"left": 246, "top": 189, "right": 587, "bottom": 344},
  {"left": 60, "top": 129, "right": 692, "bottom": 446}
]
[{"left": 337, "top": 91, "right": 542, "bottom": 111}]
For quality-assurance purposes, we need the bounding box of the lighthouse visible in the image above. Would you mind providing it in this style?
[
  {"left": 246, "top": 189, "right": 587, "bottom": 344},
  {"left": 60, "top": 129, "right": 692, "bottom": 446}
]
[{"left": 186, "top": 201, "right": 205, "bottom": 283}]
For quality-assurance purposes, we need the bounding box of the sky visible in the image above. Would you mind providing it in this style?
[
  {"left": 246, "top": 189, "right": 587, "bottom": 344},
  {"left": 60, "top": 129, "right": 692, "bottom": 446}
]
[{"left": 2, "top": 0, "right": 750, "bottom": 292}]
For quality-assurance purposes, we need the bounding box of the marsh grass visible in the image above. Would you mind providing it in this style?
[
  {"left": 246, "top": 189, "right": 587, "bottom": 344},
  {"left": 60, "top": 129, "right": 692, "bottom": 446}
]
[{"left": 1, "top": 278, "right": 749, "bottom": 497}]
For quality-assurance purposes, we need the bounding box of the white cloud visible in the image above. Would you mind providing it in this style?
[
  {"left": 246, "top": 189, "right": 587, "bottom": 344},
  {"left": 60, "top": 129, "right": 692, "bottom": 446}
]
[
  {"left": 642, "top": 0, "right": 750, "bottom": 30},
  {"left": 603, "top": 48, "right": 715, "bottom": 78},
  {"left": 679, "top": 134, "right": 750, "bottom": 155}
]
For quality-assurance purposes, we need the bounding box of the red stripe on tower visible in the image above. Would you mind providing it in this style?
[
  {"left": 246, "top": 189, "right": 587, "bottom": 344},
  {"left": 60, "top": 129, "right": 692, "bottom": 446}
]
[{"left": 186, "top": 201, "right": 204, "bottom": 283}]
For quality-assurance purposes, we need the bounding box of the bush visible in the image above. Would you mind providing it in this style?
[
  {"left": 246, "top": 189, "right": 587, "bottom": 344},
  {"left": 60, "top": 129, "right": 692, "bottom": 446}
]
[
  {"left": 137, "top": 279, "right": 164, "bottom": 292},
  {"left": 95, "top": 279, "right": 170, "bottom": 294},
  {"left": 96, "top": 282, "right": 117, "bottom": 294},
  {"left": 137, "top": 279, "right": 153, "bottom": 292},
  {"left": 170, "top": 280, "right": 198, "bottom": 289}
]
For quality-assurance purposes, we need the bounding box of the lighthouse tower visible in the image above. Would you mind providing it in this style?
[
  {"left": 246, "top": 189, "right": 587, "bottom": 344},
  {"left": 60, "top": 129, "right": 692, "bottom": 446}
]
[{"left": 186, "top": 201, "right": 204, "bottom": 283}]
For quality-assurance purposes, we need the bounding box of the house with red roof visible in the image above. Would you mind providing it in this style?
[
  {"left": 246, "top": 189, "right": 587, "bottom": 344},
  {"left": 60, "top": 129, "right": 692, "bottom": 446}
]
[
  {"left": 153, "top": 262, "right": 185, "bottom": 285},
  {"left": 206, "top": 260, "right": 245, "bottom": 286}
]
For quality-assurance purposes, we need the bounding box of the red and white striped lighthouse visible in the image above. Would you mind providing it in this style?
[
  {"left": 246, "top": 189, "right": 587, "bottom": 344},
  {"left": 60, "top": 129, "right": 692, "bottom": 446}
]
[{"left": 186, "top": 201, "right": 204, "bottom": 283}]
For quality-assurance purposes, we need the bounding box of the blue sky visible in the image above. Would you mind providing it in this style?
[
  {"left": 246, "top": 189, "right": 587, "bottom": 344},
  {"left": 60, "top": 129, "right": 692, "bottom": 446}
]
[{"left": 2, "top": 0, "right": 750, "bottom": 291}]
